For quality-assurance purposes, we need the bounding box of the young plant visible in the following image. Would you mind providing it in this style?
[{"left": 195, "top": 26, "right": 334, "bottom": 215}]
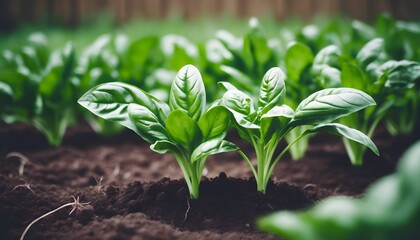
[
  {"left": 314, "top": 38, "right": 420, "bottom": 165},
  {"left": 0, "top": 36, "right": 78, "bottom": 146},
  {"left": 218, "top": 67, "right": 379, "bottom": 193},
  {"left": 79, "top": 65, "right": 236, "bottom": 199},
  {"left": 283, "top": 41, "right": 319, "bottom": 160}
]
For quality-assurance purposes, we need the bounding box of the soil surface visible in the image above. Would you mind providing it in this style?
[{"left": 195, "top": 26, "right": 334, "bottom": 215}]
[{"left": 0, "top": 121, "right": 418, "bottom": 240}]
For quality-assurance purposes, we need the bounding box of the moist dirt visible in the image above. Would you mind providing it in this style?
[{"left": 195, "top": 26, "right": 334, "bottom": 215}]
[{"left": 0, "top": 122, "right": 418, "bottom": 240}]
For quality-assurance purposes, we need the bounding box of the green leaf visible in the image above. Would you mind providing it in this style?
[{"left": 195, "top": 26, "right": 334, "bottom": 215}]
[
  {"left": 356, "top": 38, "right": 384, "bottom": 69},
  {"left": 258, "top": 67, "right": 286, "bottom": 113},
  {"left": 169, "top": 64, "right": 206, "bottom": 121},
  {"left": 0, "top": 82, "right": 13, "bottom": 104},
  {"left": 198, "top": 106, "right": 230, "bottom": 140},
  {"left": 243, "top": 22, "right": 272, "bottom": 68},
  {"left": 258, "top": 196, "right": 361, "bottom": 240},
  {"left": 385, "top": 60, "right": 420, "bottom": 88},
  {"left": 191, "top": 139, "right": 238, "bottom": 163},
  {"left": 319, "top": 67, "right": 341, "bottom": 88},
  {"left": 78, "top": 82, "right": 169, "bottom": 132},
  {"left": 261, "top": 105, "right": 295, "bottom": 119},
  {"left": 222, "top": 89, "right": 259, "bottom": 129},
  {"left": 304, "top": 123, "right": 379, "bottom": 156},
  {"left": 217, "top": 81, "right": 238, "bottom": 91},
  {"left": 127, "top": 36, "right": 161, "bottom": 68},
  {"left": 220, "top": 65, "right": 255, "bottom": 93},
  {"left": 341, "top": 63, "right": 368, "bottom": 91},
  {"left": 127, "top": 103, "right": 168, "bottom": 143},
  {"left": 165, "top": 110, "right": 202, "bottom": 150},
  {"left": 312, "top": 45, "right": 341, "bottom": 74},
  {"left": 258, "top": 212, "right": 313, "bottom": 240},
  {"left": 285, "top": 42, "right": 314, "bottom": 80},
  {"left": 150, "top": 140, "right": 180, "bottom": 154},
  {"left": 398, "top": 141, "right": 420, "bottom": 191},
  {"left": 291, "top": 88, "right": 376, "bottom": 126},
  {"left": 261, "top": 105, "right": 295, "bottom": 143}
]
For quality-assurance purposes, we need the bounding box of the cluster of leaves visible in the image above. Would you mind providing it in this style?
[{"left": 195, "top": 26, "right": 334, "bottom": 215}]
[
  {"left": 79, "top": 64, "right": 379, "bottom": 197},
  {"left": 79, "top": 65, "right": 236, "bottom": 199},
  {"left": 0, "top": 34, "right": 77, "bottom": 146},
  {"left": 1, "top": 15, "right": 419, "bottom": 164},
  {"left": 0, "top": 32, "right": 200, "bottom": 145},
  {"left": 202, "top": 15, "right": 420, "bottom": 162},
  {"left": 217, "top": 67, "right": 378, "bottom": 193},
  {"left": 258, "top": 140, "right": 420, "bottom": 240},
  {"left": 303, "top": 37, "right": 420, "bottom": 165}
]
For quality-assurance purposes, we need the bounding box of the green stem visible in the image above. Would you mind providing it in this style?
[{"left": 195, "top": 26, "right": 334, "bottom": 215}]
[
  {"left": 264, "top": 134, "right": 307, "bottom": 188},
  {"left": 174, "top": 153, "right": 199, "bottom": 199},
  {"left": 343, "top": 138, "right": 366, "bottom": 166},
  {"left": 238, "top": 150, "right": 258, "bottom": 181}
]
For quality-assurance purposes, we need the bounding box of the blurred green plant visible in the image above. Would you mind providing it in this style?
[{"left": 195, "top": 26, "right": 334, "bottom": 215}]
[{"left": 258, "top": 140, "right": 420, "bottom": 240}]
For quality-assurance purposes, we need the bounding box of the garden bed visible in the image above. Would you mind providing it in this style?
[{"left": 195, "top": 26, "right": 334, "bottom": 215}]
[{"left": 0, "top": 122, "right": 418, "bottom": 240}]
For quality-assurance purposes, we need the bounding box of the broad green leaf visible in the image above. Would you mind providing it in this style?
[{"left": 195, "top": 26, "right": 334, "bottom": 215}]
[
  {"left": 243, "top": 20, "right": 272, "bottom": 69},
  {"left": 127, "top": 103, "right": 168, "bottom": 143},
  {"left": 205, "top": 39, "right": 233, "bottom": 63},
  {"left": 319, "top": 67, "right": 341, "bottom": 88},
  {"left": 169, "top": 64, "right": 205, "bottom": 121},
  {"left": 341, "top": 63, "right": 368, "bottom": 91},
  {"left": 220, "top": 65, "right": 255, "bottom": 93},
  {"left": 312, "top": 45, "right": 341, "bottom": 74},
  {"left": 165, "top": 110, "right": 202, "bottom": 150},
  {"left": 257, "top": 212, "right": 313, "bottom": 240},
  {"left": 258, "top": 67, "right": 286, "bottom": 113},
  {"left": 217, "top": 81, "right": 238, "bottom": 91},
  {"left": 291, "top": 88, "right": 376, "bottom": 126},
  {"left": 398, "top": 141, "right": 420, "bottom": 191},
  {"left": 285, "top": 42, "right": 314, "bottom": 80},
  {"left": 261, "top": 105, "right": 295, "bottom": 143},
  {"left": 78, "top": 82, "right": 168, "bottom": 132},
  {"left": 385, "top": 60, "right": 420, "bottom": 88},
  {"left": 222, "top": 89, "right": 254, "bottom": 115},
  {"left": 304, "top": 123, "right": 379, "bottom": 155},
  {"left": 198, "top": 106, "right": 230, "bottom": 140},
  {"left": 150, "top": 140, "right": 180, "bottom": 154},
  {"left": 258, "top": 196, "right": 361, "bottom": 240},
  {"left": 261, "top": 105, "right": 295, "bottom": 119},
  {"left": 222, "top": 89, "right": 259, "bottom": 129},
  {"left": 216, "top": 30, "right": 240, "bottom": 51},
  {"left": 127, "top": 36, "right": 160, "bottom": 67},
  {"left": 356, "top": 38, "right": 384, "bottom": 69},
  {"left": 0, "top": 82, "right": 13, "bottom": 103},
  {"left": 191, "top": 139, "right": 238, "bottom": 163}
]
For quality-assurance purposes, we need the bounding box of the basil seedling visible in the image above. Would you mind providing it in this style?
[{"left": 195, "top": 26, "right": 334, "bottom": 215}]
[
  {"left": 218, "top": 67, "right": 379, "bottom": 193},
  {"left": 79, "top": 65, "right": 236, "bottom": 199}
]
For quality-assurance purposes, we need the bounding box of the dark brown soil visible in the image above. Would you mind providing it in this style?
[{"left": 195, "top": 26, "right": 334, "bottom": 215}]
[{"left": 0, "top": 122, "right": 418, "bottom": 240}]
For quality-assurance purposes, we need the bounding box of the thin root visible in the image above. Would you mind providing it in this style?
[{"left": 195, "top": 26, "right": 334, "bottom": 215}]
[
  {"left": 6, "top": 152, "right": 32, "bottom": 176},
  {"left": 20, "top": 196, "right": 89, "bottom": 240},
  {"left": 181, "top": 197, "right": 191, "bottom": 226},
  {"left": 12, "top": 181, "right": 35, "bottom": 194}
]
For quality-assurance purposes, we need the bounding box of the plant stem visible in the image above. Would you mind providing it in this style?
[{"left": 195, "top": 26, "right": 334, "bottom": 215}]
[
  {"left": 238, "top": 150, "right": 258, "bottom": 180},
  {"left": 263, "top": 133, "right": 307, "bottom": 188}
]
